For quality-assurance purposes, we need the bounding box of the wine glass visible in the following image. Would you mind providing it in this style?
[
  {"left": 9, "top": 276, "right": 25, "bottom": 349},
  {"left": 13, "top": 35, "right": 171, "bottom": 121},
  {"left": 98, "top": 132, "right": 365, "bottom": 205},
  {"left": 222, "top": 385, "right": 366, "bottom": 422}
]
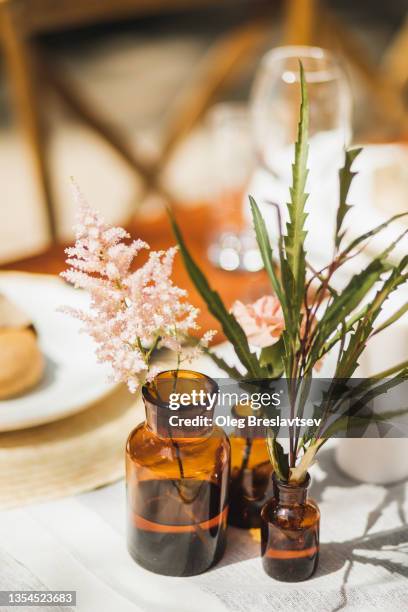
[
  {"left": 248, "top": 46, "right": 352, "bottom": 261},
  {"left": 206, "top": 103, "right": 262, "bottom": 272},
  {"left": 251, "top": 45, "right": 352, "bottom": 183}
]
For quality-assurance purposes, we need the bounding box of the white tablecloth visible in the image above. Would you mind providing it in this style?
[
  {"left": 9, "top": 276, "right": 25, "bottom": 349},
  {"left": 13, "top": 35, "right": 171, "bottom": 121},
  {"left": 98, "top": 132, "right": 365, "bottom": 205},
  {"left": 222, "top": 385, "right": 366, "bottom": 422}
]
[{"left": 1, "top": 446, "right": 407, "bottom": 612}]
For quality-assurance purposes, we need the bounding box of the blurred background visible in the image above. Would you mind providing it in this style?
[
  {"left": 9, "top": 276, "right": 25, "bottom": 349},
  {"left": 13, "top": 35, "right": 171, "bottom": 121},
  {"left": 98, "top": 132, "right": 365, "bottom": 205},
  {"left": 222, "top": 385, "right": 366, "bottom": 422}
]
[{"left": 0, "top": 0, "right": 407, "bottom": 296}]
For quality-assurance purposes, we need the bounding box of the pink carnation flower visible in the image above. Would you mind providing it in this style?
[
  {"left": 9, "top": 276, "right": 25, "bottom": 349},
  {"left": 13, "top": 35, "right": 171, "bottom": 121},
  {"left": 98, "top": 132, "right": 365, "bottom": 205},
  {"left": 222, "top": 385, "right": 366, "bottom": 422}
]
[
  {"left": 232, "top": 294, "right": 325, "bottom": 372},
  {"left": 231, "top": 295, "right": 285, "bottom": 348}
]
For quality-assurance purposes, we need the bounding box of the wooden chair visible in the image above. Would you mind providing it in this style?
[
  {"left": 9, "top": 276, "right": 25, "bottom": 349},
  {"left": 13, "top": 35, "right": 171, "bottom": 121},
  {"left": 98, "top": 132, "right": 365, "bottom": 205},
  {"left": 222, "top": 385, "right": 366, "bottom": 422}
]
[
  {"left": 2, "top": 0, "right": 405, "bottom": 243},
  {"left": 283, "top": 0, "right": 408, "bottom": 139},
  {"left": 0, "top": 0, "right": 271, "bottom": 240}
]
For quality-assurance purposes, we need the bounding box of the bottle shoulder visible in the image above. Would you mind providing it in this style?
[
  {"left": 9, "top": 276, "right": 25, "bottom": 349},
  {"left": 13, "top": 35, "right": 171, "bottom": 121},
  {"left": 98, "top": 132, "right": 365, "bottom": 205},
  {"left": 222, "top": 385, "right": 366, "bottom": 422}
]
[
  {"left": 264, "top": 498, "right": 320, "bottom": 529},
  {"left": 127, "top": 422, "right": 229, "bottom": 445},
  {"left": 126, "top": 422, "right": 230, "bottom": 465}
]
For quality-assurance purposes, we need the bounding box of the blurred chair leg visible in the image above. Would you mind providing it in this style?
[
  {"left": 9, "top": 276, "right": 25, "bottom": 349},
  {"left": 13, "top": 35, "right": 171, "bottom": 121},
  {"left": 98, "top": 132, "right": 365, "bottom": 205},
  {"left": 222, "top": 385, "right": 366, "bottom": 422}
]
[
  {"left": 0, "top": 9, "right": 272, "bottom": 223},
  {"left": 44, "top": 19, "right": 270, "bottom": 207},
  {"left": 283, "top": 0, "right": 318, "bottom": 46},
  {"left": 158, "top": 19, "right": 271, "bottom": 166},
  {"left": 382, "top": 13, "right": 408, "bottom": 93},
  {"left": 0, "top": 5, "right": 56, "bottom": 240},
  {"left": 320, "top": 5, "right": 408, "bottom": 135},
  {"left": 38, "top": 53, "right": 173, "bottom": 203}
]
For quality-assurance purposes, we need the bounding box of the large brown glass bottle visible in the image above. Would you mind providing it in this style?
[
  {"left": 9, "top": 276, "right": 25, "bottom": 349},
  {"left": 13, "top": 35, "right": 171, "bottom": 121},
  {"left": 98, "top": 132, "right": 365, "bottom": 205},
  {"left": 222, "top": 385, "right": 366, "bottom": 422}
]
[
  {"left": 260, "top": 473, "right": 320, "bottom": 581},
  {"left": 126, "top": 370, "right": 230, "bottom": 577},
  {"left": 229, "top": 436, "right": 273, "bottom": 529}
]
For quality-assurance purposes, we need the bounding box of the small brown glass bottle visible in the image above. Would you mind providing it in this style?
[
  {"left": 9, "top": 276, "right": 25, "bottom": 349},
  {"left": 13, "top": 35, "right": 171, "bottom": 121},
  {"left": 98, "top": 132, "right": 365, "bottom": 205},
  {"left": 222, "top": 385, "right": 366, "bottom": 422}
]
[
  {"left": 126, "top": 370, "right": 230, "bottom": 577},
  {"left": 229, "top": 436, "right": 273, "bottom": 529},
  {"left": 260, "top": 473, "right": 320, "bottom": 581}
]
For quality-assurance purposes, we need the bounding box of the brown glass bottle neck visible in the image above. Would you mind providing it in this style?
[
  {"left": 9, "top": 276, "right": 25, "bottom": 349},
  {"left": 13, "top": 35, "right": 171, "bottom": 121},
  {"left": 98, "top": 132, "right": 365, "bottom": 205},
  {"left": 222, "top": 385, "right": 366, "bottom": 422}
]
[
  {"left": 141, "top": 369, "right": 218, "bottom": 439},
  {"left": 273, "top": 475, "right": 309, "bottom": 505},
  {"left": 144, "top": 399, "right": 214, "bottom": 439}
]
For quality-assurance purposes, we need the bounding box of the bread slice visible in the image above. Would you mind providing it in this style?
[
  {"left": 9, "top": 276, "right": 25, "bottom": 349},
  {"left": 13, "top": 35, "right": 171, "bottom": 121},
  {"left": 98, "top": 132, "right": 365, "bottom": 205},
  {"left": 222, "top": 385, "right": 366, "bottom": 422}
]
[{"left": 0, "top": 329, "right": 44, "bottom": 399}]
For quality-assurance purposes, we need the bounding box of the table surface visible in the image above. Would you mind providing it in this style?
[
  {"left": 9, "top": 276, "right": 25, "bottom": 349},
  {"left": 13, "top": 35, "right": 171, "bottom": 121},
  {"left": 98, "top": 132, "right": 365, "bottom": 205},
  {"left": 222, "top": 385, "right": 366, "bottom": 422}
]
[
  {"left": 1, "top": 206, "right": 408, "bottom": 611},
  {"left": 1, "top": 445, "right": 407, "bottom": 612},
  {"left": 0, "top": 205, "right": 267, "bottom": 342}
]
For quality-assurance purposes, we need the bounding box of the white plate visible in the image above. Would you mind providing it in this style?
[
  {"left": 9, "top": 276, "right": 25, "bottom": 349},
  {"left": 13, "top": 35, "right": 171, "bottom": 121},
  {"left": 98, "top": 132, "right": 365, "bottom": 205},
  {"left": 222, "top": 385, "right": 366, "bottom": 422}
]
[{"left": 0, "top": 272, "right": 116, "bottom": 431}]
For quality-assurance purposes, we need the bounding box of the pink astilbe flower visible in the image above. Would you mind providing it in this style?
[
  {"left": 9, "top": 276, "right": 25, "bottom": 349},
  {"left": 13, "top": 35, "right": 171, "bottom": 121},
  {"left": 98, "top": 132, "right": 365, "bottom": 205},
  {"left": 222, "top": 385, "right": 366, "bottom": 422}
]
[
  {"left": 60, "top": 184, "right": 215, "bottom": 392},
  {"left": 181, "top": 329, "right": 218, "bottom": 364},
  {"left": 231, "top": 295, "right": 285, "bottom": 348}
]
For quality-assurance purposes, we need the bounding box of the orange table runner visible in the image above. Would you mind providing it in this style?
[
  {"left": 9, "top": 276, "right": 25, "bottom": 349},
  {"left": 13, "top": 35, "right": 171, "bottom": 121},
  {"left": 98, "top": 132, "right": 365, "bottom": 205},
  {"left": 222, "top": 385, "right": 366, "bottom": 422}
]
[{"left": 1, "top": 205, "right": 267, "bottom": 343}]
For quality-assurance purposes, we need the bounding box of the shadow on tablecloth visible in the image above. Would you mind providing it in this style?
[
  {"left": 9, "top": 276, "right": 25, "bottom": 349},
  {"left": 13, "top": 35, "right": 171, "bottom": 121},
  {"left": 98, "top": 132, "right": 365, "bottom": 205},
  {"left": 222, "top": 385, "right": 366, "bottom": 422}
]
[{"left": 212, "top": 447, "right": 408, "bottom": 611}]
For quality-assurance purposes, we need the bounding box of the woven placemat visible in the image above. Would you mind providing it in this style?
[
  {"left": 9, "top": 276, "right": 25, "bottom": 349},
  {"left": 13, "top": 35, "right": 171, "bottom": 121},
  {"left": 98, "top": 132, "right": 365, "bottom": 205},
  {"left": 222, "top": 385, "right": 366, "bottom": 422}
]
[
  {"left": 0, "top": 350, "right": 219, "bottom": 510},
  {"left": 0, "top": 384, "right": 143, "bottom": 510}
]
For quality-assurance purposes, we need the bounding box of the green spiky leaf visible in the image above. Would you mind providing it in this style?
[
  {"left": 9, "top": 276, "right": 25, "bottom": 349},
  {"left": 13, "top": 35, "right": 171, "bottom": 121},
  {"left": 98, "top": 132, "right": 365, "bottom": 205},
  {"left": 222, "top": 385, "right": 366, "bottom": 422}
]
[
  {"left": 206, "top": 349, "right": 242, "bottom": 379},
  {"left": 310, "top": 233, "right": 407, "bottom": 368},
  {"left": 310, "top": 258, "right": 392, "bottom": 366},
  {"left": 168, "top": 210, "right": 264, "bottom": 378},
  {"left": 348, "top": 359, "right": 408, "bottom": 395},
  {"left": 335, "top": 147, "right": 362, "bottom": 249},
  {"left": 335, "top": 255, "right": 408, "bottom": 378},
  {"left": 259, "top": 337, "right": 285, "bottom": 378},
  {"left": 341, "top": 212, "right": 408, "bottom": 259},
  {"left": 282, "top": 61, "right": 309, "bottom": 332},
  {"left": 249, "top": 195, "right": 286, "bottom": 313},
  {"left": 372, "top": 302, "right": 408, "bottom": 337},
  {"left": 266, "top": 431, "right": 289, "bottom": 481}
]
